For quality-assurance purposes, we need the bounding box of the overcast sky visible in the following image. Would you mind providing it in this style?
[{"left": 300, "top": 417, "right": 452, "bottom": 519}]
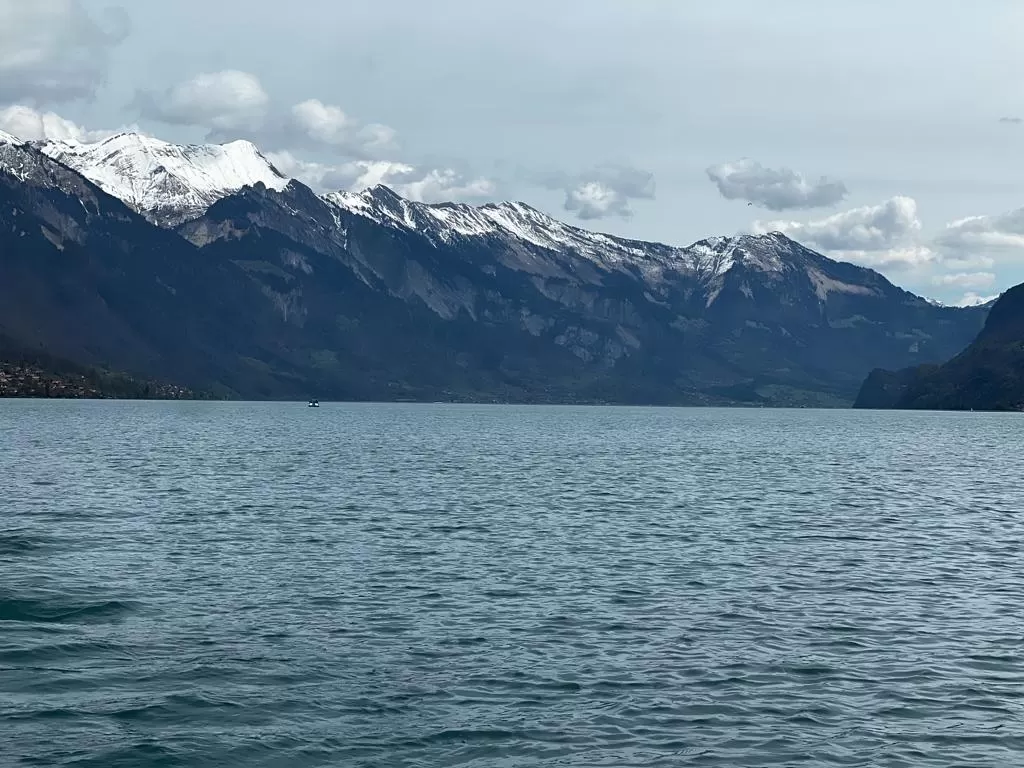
[{"left": 2, "top": 0, "right": 1024, "bottom": 304}]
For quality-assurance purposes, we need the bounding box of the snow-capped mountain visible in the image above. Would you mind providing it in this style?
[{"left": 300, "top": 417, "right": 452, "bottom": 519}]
[
  {"left": 3, "top": 128, "right": 883, "bottom": 297},
  {"left": 0, "top": 129, "right": 991, "bottom": 405},
  {"left": 0, "top": 130, "right": 22, "bottom": 146},
  {"left": 324, "top": 185, "right": 725, "bottom": 282},
  {"left": 322, "top": 185, "right": 869, "bottom": 298},
  {"left": 37, "top": 133, "right": 289, "bottom": 226}
]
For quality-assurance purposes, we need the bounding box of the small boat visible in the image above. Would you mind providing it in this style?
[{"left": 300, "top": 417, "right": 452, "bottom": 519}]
[{"left": 308, "top": 399, "right": 320, "bottom": 408}]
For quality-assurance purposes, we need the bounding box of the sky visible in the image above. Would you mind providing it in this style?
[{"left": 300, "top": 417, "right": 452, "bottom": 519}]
[{"left": 1, "top": 0, "right": 1024, "bottom": 304}]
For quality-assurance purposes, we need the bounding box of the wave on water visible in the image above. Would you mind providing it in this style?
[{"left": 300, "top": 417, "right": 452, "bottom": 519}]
[{"left": 0, "top": 593, "right": 136, "bottom": 625}]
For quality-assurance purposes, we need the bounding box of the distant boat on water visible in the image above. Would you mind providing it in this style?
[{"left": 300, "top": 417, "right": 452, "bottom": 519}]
[{"left": 308, "top": 399, "right": 320, "bottom": 407}]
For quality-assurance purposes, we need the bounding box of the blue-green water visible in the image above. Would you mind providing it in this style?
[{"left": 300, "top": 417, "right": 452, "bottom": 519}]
[{"left": 2, "top": 401, "right": 1023, "bottom": 767}]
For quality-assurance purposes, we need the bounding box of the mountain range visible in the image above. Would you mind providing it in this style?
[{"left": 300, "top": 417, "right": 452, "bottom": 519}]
[{"left": 0, "top": 129, "right": 991, "bottom": 405}]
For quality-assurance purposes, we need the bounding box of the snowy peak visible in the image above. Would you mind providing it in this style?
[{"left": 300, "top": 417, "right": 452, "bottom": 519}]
[
  {"left": 38, "top": 132, "right": 290, "bottom": 225},
  {"left": 324, "top": 186, "right": 807, "bottom": 283},
  {"left": 0, "top": 129, "right": 22, "bottom": 146},
  {"left": 687, "top": 232, "right": 806, "bottom": 274}
]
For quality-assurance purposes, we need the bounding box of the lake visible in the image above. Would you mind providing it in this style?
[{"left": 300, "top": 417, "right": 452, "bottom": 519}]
[{"left": 2, "top": 401, "right": 1023, "bottom": 767}]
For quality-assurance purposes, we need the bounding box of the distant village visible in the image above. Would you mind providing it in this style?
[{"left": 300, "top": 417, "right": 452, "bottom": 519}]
[{"left": 0, "top": 362, "right": 193, "bottom": 399}]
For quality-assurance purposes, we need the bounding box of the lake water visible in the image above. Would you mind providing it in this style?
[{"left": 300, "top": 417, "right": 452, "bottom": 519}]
[{"left": 2, "top": 401, "right": 1023, "bottom": 767}]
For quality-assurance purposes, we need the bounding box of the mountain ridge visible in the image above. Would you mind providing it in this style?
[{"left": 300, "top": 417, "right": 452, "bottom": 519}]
[
  {"left": 36, "top": 132, "right": 289, "bottom": 226},
  {"left": 0, "top": 129, "right": 990, "bottom": 405}
]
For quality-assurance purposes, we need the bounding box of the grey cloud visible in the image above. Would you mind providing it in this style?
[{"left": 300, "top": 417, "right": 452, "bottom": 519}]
[
  {"left": 936, "top": 207, "right": 1024, "bottom": 257},
  {"left": 0, "top": 0, "right": 129, "bottom": 104},
  {"left": 998, "top": 116, "right": 1023, "bottom": 124},
  {"left": 539, "top": 165, "right": 655, "bottom": 221},
  {"left": 707, "top": 159, "right": 847, "bottom": 211},
  {"left": 755, "top": 196, "right": 921, "bottom": 252}
]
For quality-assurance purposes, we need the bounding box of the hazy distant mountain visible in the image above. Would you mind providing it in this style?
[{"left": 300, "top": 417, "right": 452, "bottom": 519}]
[
  {"left": 0, "top": 130, "right": 989, "bottom": 404},
  {"left": 855, "top": 285, "right": 1024, "bottom": 411}
]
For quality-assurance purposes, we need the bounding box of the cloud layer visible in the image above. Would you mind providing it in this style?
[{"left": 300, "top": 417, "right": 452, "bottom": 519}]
[
  {"left": 937, "top": 208, "right": 1024, "bottom": 256},
  {"left": 267, "top": 153, "right": 495, "bottom": 203},
  {"left": 0, "top": 104, "right": 131, "bottom": 142},
  {"left": 708, "top": 158, "right": 847, "bottom": 211},
  {"left": 754, "top": 195, "right": 1024, "bottom": 304},
  {"left": 756, "top": 196, "right": 921, "bottom": 255},
  {"left": 0, "top": 0, "right": 129, "bottom": 104},
  {"left": 931, "top": 271, "right": 996, "bottom": 289}
]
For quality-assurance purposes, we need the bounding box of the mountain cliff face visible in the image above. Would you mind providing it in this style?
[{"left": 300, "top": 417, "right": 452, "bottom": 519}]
[
  {"left": 855, "top": 286, "right": 1024, "bottom": 411},
  {"left": 0, "top": 131, "right": 989, "bottom": 404}
]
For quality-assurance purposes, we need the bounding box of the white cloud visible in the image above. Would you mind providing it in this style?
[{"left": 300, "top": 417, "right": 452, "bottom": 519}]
[
  {"left": 756, "top": 196, "right": 921, "bottom": 252},
  {"left": 753, "top": 197, "right": 1021, "bottom": 298},
  {"left": 566, "top": 181, "right": 630, "bottom": 220},
  {"left": 824, "top": 246, "right": 938, "bottom": 271},
  {"left": 936, "top": 207, "right": 1024, "bottom": 255},
  {"left": 0, "top": 104, "right": 131, "bottom": 142},
  {"left": 289, "top": 99, "right": 397, "bottom": 155},
  {"left": 136, "top": 70, "right": 269, "bottom": 133},
  {"left": 931, "top": 271, "right": 996, "bottom": 289},
  {"left": 397, "top": 167, "right": 495, "bottom": 203},
  {"left": 0, "top": 0, "right": 129, "bottom": 104},
  {"left": 708, "top": 158, "right": 847, "bottom": 211},
  {"left": 539, "top": 165, "right": 654, "bottom": 220},
  {"left": 267, "top": 152, "right": 494, "bottom": 203}
]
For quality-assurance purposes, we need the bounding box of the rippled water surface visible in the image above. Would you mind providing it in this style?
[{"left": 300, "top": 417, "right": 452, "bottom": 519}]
[{"left": 2, "top": 401, "right": 1024, "bottom": 767}]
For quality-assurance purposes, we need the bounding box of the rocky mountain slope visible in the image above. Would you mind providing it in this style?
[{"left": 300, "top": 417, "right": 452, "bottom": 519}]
[
  {"left": 0, "top": 130, "right": 989, "bottom": 404},
  {"left": 855, "top": 285, "right": 1024, "bottom": 410}
]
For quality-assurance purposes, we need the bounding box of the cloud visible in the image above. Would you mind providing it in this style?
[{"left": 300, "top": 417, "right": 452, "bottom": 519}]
[
  {"left": 133, "top": 74, "right": 398, "bottom": 157},
  {"left": 707, "top": 158, "right": 847, "bottom": 211},
  {"left": 0, "top": 0, "right": 129, "bottom": 104},
  {"left": 755, "top": 196, "right": 922, "bottom": 252},
  {"left": 289, "top": 99, "right": 397, "bottom": 155},
  {"left": 754, "top": 198, "right": 1019, "bottom": 286},
  {"left": 393, "top": 167, "right": 495, "bottom": 203},
  {"left": 267, "top": 152, "right": 495, "bottom": 203},
  {"left": 998, "top": 116, "right": 1023, "bottom": 124},
  {"left": 0, "top": 104, "right": 131, "bottom": 142},
  {"left": 130, "top": 74, "right": 482, "bottom": 203},
  {"left": 135, "top": 70, "right": 269, "bottom": 133},
  {"left": 931, "top": 272, "right": 996, "bottom": 289},
  {"left": 936, "top": 207, "right": 1024, "bottom": 255},
  {"left": 538, "top": 165, "right": 654, "bottom": 220},
  {"left": 823, "top": 246, "right": 938, "bottom": 271}
]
